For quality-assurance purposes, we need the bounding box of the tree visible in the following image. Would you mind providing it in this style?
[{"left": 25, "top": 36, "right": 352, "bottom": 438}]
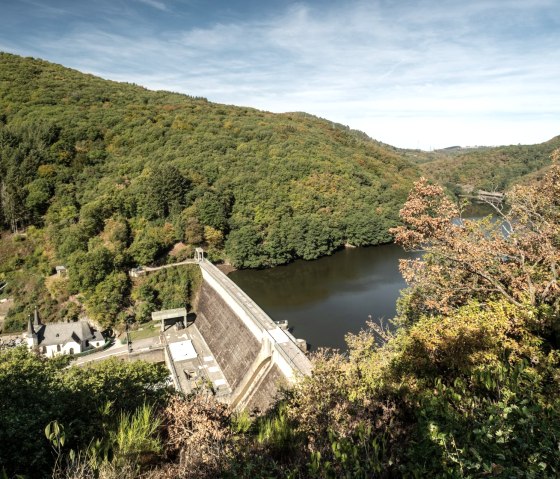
[
  {"left": 195, "top": 191, "right": 230, "bottom": 231},
  {"left": 204, "top": 225, "right": 224, "bottom": 249},
  {"left": 68, "top": 246, "right": 114, "bottom": 293},
  {"left": 56, "top": 224, "right": 89, "bottom": 259},
  {"left": 0, "top": 348, "right": 67, "bottom": 476},
  {"left": 79, "top": 199, "right": 113, "bottom": 237},
  {"left": 101, "top": 216, "right": 131, "bottom": 267},
  {"left": 143, "top": 266, "right": 201, "bottom": 311},
  {"left": 102, "top": 216, "right": 131, "bottom": 248},
  {"left": 290, "top": 214, "right": 342, "bottom": 261},
  {"left": 1, "top": 178, "right": 26, "bottom": 232},
  {"left": 183, "top": 216, "right": 204, "bottom": 245},
  {"left": 129, "top": 228, "right": 165, "bottom": 266},
  {"left": 391, "top": 155, "right": 560, "bottom": 318},
  {"left": 86, "top": 271, "right": 130, "bottom": 327},
  {"left": 24, "top": 177, "right": 53, "bottom": 219},
  {"left": 138, "top": 165, "right": 190, "bottom": 219},
  {"left": 225, "top": 224, "right": 263, "bottom": 268}
]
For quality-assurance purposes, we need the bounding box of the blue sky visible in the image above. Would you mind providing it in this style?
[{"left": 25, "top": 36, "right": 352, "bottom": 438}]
[{"left": 1, "top": 0, "right": 559, "bottom": 150}]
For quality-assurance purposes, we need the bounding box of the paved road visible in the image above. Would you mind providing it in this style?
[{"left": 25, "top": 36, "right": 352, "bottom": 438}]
[{"left": 74, "top": 336, "right": 160, "bottom": 365}]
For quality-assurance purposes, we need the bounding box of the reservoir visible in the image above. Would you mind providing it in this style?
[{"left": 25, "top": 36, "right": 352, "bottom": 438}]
[
  {"left": 229, "top": 244, "right": 414, "bottom": 351},
  {"left": 229, "top": 203, "right": 494, "bottom": 351}
]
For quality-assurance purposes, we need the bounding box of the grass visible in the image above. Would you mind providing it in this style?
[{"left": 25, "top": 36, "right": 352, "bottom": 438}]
[
  {"left": 129, "top": 323, "right": 160, "bottom": 342},
  {"left": 112, "top": 404, "right": 162, "bottom": 458}
]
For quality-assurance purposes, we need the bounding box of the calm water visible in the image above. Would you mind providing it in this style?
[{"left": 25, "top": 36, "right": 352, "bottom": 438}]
[
  {"left": 229, "top": 203, "right": 494, "bottom": 351},
  {"left": 229, "top": 244, "right": 414, "bottom": 351}
]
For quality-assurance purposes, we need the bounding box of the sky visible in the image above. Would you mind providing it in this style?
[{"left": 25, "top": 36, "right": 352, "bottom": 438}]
[{"left": 0, "top": 0, "right": 559, "bottom": 150}]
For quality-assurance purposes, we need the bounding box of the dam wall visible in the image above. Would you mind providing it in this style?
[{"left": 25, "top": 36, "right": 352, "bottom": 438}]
[
  {"left": 241, "top": 363, "right": 286, "bottom": 412},
  {"left": 196, "top": 281, "right": 261, "bottom": 391},
  {"left": 196, "top": 258, "right": 312, "bottom": 411}
]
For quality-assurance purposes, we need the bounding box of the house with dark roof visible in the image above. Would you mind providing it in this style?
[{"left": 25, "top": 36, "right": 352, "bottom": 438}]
[{"left": 25, "top": 308, "right": 104, "bottom": 356}]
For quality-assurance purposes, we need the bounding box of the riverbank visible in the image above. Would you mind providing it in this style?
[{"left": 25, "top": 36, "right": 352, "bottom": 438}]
[{"left": 228, "top": 202, "right": 494, "bottom": 351}]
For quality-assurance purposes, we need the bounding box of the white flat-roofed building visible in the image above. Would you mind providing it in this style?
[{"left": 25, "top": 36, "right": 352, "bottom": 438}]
[{"left": 168, "top": 339, "right": 198, "bottom": 361}]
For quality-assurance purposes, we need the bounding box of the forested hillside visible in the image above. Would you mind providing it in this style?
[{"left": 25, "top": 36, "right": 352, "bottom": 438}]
[
  {"left": 416, "top": 136, "right": 560, "bottom": 194},
  {"left": 0, "top": 53, "right": 418, "bottom": 331},
  {"left": 3, "top": 157, "right": 557, "bottom": 479}
]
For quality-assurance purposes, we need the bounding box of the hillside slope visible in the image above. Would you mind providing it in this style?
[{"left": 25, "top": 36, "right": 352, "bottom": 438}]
[
  {"left": 416, "top": 136, "right": 560, "bottom": 193},
  {"left": 0, "top": 52, "right": 419, "bottom": 329}
]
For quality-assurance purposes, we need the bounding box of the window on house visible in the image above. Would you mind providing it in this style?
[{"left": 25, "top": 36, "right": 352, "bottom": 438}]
[
  {"left": 57, "top": 345, "right": 61, "bottom": 352},
  {"left": 69, "top": 348, "right": 74, "bottom": 355}
]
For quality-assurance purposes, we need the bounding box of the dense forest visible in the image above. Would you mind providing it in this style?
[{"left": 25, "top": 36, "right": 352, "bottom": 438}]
[
  {"left": 411, "top": 136, "right": 560, "bottom": 194},
  {"left": 2, "top": 53, "right": 557, "bottom": 333},
  {"left": 0, "top": 52, "right": 418, "bottom": 331},
  {"left": 2, "top": 156, "right": 558, "bottom": 478}
]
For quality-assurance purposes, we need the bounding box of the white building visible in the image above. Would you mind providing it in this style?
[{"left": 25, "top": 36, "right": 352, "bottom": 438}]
[{"left": 26, "top": 308, "right": 104, "bottom": 356}]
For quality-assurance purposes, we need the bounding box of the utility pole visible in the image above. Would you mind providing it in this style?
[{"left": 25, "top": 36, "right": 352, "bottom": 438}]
[{"left": 125, "top": 320, "right": 132, "bottom": 353}]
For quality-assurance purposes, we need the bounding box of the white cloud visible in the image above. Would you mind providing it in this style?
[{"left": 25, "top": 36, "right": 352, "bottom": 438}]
[
  {"left": 18, "top": 0, "right": 73, "bottom": 18},
  {"left": 136, "top": 0, "right": 168, "bottom": 12}
]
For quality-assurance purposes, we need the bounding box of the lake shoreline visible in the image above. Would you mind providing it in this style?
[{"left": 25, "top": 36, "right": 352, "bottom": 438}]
[{"left": 228, "top": 202, "right": 493, "bottom": 350}]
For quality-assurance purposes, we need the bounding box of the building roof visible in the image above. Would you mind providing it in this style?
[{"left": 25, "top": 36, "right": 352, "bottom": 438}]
[
  {"left": 33, "top": 307, "right": 41, "bottom": 327},
  {"left": 91, "top": 330, "right": 104, "bottom": 342},
  {"left": 37, "top": 321, "right": 99, "bottom": 346},
  {"left": 168, "top": 339, "right": 197, "bottom": 361}
]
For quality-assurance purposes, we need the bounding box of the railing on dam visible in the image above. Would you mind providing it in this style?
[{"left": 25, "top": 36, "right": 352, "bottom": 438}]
[
  {"left": 161, "top": 333, "right": 183, "bottom": 393},
  {"left": 198, "top": 258, "right": 312, "bottom": 379}
]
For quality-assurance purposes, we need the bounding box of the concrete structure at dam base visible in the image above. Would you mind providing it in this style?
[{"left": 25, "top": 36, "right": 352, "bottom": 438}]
[{"left": 151, "top": 250, "right": 312, "bottom": 412}]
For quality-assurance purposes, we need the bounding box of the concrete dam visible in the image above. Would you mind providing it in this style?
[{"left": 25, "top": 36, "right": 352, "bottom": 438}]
[{"left": 157, "top": 254, "right": 312, "bottom": 412}]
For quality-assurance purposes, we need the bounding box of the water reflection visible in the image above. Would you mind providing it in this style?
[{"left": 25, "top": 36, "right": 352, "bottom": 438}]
[
  {"left": 229, "top": 244, "right": 415, "bottom": 351},
  {"left": 229, "top": 202, "right": 495, "bottom": 351}
]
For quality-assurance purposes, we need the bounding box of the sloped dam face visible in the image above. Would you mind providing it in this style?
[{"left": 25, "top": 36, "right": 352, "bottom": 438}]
[
  {"left": 196, "top": 280, "right": 262, "bottom": 391},
  {"left": 193, "top": 260, "right": 311, "bottom": 412}
]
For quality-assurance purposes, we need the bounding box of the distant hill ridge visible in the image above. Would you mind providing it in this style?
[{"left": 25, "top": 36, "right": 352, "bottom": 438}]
[{"left": 411, "top": 136, "right": 560, "bottom": 193}]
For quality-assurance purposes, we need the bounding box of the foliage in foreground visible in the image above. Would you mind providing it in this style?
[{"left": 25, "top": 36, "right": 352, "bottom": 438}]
[
  {"left": 4, "top": 156, "right": 559, "bottom": 479},
  {"left": 391, "top": 151, "right": 560, "bottom": 319},
  {"left": 0, "top": 348, "right": 169, "bottom": 478},
  {"left": 280, "top": 158, "right": 560, "bottom": 478}
]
